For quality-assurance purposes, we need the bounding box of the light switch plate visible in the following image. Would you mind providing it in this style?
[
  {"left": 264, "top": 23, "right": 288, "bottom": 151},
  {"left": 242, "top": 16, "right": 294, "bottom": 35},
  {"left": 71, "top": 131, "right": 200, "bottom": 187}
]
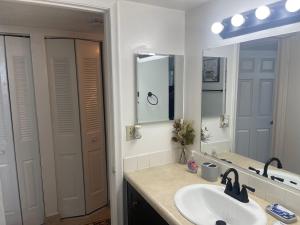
[{"left": 126, "top": 126, "right": 135, "bottom": 141}]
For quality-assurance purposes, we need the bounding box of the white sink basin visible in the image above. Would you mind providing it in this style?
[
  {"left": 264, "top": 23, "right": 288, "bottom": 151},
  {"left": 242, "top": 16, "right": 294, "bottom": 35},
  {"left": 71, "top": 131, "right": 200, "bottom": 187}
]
[
  {"left": 258, "top": 169, "right": 300, "bottom": 191},
  {"left": 174, "top": 184, "right": 267, "bottom": 225}
]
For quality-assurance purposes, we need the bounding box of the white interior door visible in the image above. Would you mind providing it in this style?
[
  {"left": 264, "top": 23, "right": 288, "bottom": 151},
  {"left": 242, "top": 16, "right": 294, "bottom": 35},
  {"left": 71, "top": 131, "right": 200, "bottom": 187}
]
[
  {"left": 0, "top": 36, "right": 22, "bottom": 225},
  {"left": 76, "top": 40, "right": 108, "bottom": 214},
  {"left": 5, "top": 36, "right": 44, "bottom": 225},
  {"left": 46, "top": 39, "right": 85, "bottom": 218},
  {"left": 235, "top": 49, "right": 277, "bottom": 162}
]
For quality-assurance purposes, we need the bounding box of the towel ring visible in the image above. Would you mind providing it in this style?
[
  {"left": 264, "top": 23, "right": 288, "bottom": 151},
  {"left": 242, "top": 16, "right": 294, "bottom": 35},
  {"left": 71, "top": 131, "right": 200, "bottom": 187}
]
[{"left": 147, "top": 92, "right": 159, "bottom": 105}]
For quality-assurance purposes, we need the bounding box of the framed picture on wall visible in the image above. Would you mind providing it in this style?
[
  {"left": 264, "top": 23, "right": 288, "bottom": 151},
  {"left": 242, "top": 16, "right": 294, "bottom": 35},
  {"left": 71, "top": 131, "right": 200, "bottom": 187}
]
[{"left": 202, "top": 57, "right": 220, "bottom": 82}]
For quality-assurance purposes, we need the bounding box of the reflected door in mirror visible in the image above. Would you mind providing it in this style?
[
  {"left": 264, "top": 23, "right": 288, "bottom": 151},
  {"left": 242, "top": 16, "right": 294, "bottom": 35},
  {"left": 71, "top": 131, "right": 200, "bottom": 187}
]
[{"left": 236, "top": 46, "right": 277, "bottom": 163}]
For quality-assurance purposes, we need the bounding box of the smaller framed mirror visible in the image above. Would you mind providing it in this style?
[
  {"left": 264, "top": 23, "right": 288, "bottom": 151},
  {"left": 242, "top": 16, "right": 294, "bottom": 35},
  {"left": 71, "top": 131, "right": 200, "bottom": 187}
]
[{"left": 135, "top": 53, "right": 184, "bottom": 124}]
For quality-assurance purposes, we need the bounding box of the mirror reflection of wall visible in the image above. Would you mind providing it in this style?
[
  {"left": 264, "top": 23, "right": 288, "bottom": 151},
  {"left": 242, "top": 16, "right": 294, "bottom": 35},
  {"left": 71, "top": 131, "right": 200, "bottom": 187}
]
[
  {"left": 136, "top": 54, "right": 184, "bottom": 124},
  {"left": 201, "top": 32, "right": 300, "bottom": 192},
  {"left": 201, "top": 45, "right": 238, "bottom": 155}
]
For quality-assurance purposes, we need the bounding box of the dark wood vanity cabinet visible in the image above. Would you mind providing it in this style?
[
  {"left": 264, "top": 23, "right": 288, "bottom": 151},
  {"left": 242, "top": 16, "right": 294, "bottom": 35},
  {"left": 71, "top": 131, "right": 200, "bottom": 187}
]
[{"left": 126, "top": 182, "right": 169, "bottom": 225}]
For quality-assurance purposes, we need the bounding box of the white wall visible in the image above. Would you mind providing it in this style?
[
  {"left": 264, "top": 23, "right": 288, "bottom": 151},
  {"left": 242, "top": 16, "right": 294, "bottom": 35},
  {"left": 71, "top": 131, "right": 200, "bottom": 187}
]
[
  {"left": 185, "top": 0, "right": 300, "bottom": 152},
  {"left": 118, "top": 0, "right": 185, "bottom": 158}
]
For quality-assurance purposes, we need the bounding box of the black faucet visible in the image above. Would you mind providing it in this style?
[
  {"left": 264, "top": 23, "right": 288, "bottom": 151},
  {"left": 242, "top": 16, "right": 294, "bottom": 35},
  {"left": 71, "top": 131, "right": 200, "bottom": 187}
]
[
  {"left": 221, "top": 168, "right": 255, "bottom": 203},
  {"left": 262, "top": 157, "right": 283, "bottom": 177}
]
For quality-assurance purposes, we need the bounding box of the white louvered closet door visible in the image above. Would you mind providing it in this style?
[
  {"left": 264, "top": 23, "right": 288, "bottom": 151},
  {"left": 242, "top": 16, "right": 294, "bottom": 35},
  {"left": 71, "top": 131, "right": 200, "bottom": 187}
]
[
  {"left": 76, "top": 40, "right": 107, "bottom": 213},
  {"left": 5, "top": 36, "right": 44, "bottom": 225},
  {"left": 46, "top": 39, "right": 85, "bottom": 218},
  {"left": 0, "top": 36, "right": 22, "bottom": 225}
]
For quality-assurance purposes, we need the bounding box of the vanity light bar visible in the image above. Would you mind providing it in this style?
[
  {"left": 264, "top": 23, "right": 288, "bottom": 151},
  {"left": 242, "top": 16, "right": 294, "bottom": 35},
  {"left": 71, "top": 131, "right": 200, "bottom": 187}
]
[{"left": 213, "top": 0, "right": 300, "bottom": 39}]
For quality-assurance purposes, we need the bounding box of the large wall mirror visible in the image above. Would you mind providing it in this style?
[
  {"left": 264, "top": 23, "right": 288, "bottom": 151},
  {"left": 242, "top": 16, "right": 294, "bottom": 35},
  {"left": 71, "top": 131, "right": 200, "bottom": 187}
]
[
  {"left": 201, "top": 32, "right": 300, "bottom": 192},
  {"left": 135, "top": 53, "right": 184, "bottom": 124}
]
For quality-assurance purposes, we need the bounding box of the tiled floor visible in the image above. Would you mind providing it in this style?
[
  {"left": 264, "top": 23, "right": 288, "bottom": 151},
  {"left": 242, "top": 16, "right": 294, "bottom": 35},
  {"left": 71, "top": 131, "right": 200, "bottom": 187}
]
[{"left": 46, "top": 207, "right": 110, "bottom": 225}]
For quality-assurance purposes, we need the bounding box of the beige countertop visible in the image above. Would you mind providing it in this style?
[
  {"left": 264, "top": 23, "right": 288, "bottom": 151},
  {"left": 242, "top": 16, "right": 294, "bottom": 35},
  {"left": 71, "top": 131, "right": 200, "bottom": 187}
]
[{"left": 125, "top": 163, "right": 300, "bottom": 225}]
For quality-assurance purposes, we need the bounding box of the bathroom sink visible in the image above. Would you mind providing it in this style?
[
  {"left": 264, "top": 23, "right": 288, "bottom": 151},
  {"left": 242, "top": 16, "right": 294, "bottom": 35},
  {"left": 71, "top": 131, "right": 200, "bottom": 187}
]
[
  {"left": 258, "top": 169, "right": 300, "bottom": 191},
  {"left": 174, "top": 184, "right": 267, "bottom": 225}
]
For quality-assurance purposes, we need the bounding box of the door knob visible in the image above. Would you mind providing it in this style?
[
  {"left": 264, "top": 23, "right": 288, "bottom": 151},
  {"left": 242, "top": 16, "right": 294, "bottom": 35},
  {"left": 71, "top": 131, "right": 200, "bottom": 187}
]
[{"left": 270, "top": 121, "right": 274, "bottom": 125}]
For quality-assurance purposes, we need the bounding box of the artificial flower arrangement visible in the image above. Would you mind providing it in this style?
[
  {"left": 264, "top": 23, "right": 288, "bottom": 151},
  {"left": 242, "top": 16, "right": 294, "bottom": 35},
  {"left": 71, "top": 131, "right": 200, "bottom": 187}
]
[{"left": 172, "top": 119, "right": 195, "bottom": 164}]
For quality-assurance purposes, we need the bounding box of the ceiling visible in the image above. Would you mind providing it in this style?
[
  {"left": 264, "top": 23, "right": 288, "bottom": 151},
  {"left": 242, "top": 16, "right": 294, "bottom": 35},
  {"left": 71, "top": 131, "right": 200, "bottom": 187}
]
[
  {"left": 122, "top": 0, "right": 211, "bottom": 10},
  {"left": 0, "top": 1, "right": 103, "bottom": 33}
]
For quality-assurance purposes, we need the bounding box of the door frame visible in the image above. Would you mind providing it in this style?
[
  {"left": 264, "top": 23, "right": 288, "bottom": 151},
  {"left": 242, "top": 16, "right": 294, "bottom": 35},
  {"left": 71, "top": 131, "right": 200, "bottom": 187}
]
[
  {"left": 230, "top": 44, "right": 240, "bottom": 153},
  {"left": 8, "top": 1, "right": 123, "bottom": 225},
  {"left": 272, "top": 38, "right": 290, "bottom": 160}
]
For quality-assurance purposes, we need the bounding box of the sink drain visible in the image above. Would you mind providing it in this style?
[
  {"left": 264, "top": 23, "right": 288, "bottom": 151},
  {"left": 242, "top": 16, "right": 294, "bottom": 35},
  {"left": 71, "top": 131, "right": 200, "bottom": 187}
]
[{"left": 216, "top": 220, "right": 226, "bottom": 225}]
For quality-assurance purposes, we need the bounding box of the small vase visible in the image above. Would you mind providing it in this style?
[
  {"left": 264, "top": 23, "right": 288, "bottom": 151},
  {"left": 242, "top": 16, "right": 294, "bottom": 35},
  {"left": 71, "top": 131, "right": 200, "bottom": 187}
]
[{"left": 179, "top": 146, "right": 187, "bottom": 164}]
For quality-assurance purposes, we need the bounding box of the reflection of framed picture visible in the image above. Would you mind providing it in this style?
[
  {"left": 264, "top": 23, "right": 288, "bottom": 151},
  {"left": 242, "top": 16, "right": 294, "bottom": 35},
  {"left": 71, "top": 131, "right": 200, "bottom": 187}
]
[{"left": 203, "top": 57, "right": 220, "bottom": 82}]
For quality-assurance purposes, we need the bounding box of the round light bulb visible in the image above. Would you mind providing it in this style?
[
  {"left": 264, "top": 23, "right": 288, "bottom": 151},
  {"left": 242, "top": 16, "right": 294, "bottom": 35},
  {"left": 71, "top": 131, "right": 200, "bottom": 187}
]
[
  {"left": 286, "top": 0, "right": 300, "bottom": 12},
  {"left": 255, "top": 5, "right": 271, "bottom": 20},
  {"left": 211, "top": 22, "right": 224, "bottom": 34},
  {"left": 231, "top": 14, "right": 245, "bottom": 27}
]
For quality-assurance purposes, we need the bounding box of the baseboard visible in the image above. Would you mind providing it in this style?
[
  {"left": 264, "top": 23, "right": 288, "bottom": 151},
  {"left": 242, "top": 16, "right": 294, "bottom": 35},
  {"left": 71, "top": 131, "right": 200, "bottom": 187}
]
[{"left": 44, "top": 213, "right": 61, "bottom": 224}]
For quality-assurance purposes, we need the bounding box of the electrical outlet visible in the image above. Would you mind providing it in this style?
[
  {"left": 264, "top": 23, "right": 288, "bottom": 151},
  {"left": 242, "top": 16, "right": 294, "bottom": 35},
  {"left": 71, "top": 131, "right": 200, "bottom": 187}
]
[{"left": 126, "top": 126, "right": 135, "bottom": 141}]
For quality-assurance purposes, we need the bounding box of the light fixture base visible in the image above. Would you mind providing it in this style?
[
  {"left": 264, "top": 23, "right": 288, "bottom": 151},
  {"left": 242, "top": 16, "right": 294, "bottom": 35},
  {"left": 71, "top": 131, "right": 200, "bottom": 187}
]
[{"left": 219, "top": 1, "right": 300, "bottom": 39}]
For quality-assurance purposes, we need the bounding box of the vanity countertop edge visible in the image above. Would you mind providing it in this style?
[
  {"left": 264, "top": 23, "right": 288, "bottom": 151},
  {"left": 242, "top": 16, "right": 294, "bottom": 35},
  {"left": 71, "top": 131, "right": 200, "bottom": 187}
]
[{"left": 124, "top": 163, "right": 300, "bottom": 225}]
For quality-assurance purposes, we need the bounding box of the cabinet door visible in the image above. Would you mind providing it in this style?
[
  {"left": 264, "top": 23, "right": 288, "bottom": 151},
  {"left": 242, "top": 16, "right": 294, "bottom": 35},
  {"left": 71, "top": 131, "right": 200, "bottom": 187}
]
[
  {"left": 5, "top": 36, "right": 44, "bottom": 225},
  {"left": 0, "top": 36, "right": 22, "bottom": 225},
  {"left": 46, "top": 39, "right": 85, "bottom": 218},
  {"left": 76, "top": 40, "right": 107, "bottom": 213},
  {"left": 127, "top": 183, "right": 169, "bottom": 225}
]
